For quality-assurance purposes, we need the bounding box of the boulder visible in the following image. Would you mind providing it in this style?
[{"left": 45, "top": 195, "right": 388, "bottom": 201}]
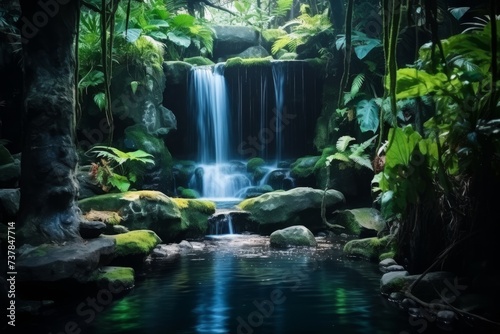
[
  {"left": 343, "top": 235, "right": 394, "bottom": 262},
  {"left": 238, "top": 187, "right": 345, "bottom": 234},
  {"left": 17, "top": 237, "right": 115, "bottom": 282},
  {"left": 106, "top": 230, "right": 161, "bottom": 258},
  {"left": 79, "top": 220, "right": 107, "bottom": 239},
  {"left": 270, "top": 225, "right": 317, "bottom": 248},
  {"left": 78, "top": 190, "right": 216, "bottom": 242},
  {"left": 163, "top": 61, "right": 193, "bottom": 85},
  {"left": 380, "top": 271, "right": 458, "bottom": 302},
  {"left": 236, "top": 45, "right": 270, "bottom": 59},
  {"left": 0, "top": 160, "right": 20, "bottom": 188},
  {"left": 213, "top": 26, "right": 260, "bottom": 60}
]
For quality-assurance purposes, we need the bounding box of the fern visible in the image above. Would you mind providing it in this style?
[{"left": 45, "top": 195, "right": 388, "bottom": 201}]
[
  {"left": 336, "top": 136, "right": 356, "bottom": 152},
  {"left": 350, "top": 73, "right": 365, "bottom": 98}
]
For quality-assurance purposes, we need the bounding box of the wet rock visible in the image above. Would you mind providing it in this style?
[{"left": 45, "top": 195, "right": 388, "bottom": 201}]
[
  {"left": 270, "top": 225, "right": 317, "bottom": 248},
  {"left": 344, "top": 236, "right": 394, "bottom": 262},
  {"left": 79, "top": 190, "right": 215, "bottom": 242},
  {"left": 389, "top": 292, "right": 405, "bottom": 302},
  {"left": 88, "top": 266, "right": 135, "bottom": 290},
  {"left": 385, "top": 265, "right": 406, "bottom": 272},
  {"left": 105, "top": 230, "right": 162, "bottom": 268},
  {"left": 207, "top": 210, "right": 260, "bottom": 235},
  {"left": 437, "top": 310, "right": 456, "bottom": 324},
  {"left": 17, "top": 237, "right": 115, "bottom": 282},
  {"left": 179, "top": 240, "right": 193, "bottom": 249},
  {"left": 79, "top": 220, "right": 106, "bottom": 239},
  {"left": 238, "top": 187, "right": 344, "bottom": 234},
  {"left": 401, "top": 298, "right": 417, "bottom": 310}
]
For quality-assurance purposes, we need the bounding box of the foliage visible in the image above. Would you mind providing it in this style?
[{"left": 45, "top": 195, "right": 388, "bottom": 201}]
[
  {"left": 336, "top": 31, "right": 381, "bottom": 60},
  {"left": 326, "top": 135, "right": 377, "bottom": 171},
  {"left": 271, "top": 5, "right": 332, "bottom": 56},
  {"left": 88, "top": 146, "right": 155, "bottom": 192}
]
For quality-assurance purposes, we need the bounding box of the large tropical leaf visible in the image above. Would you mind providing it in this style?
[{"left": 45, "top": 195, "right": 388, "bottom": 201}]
[
  {"left": 385, "top": 126, "right": 422, "bottom": 168},
  {"left": 391, "top": 68, "right": 448, "bottom": 99},
  {"left": 167, "top": 31, "right": 191, "bottom": 47},
  {"left": 356, "top": 99, "right": 380, "bottom": 133}
]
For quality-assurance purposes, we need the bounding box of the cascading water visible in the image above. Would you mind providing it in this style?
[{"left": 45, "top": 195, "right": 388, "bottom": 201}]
[
  {"left": 180, "top": 60, "right": 322, "bottom": 203},
  {"left": 189, "top": 64, "right": 251, "bottom": 199}
]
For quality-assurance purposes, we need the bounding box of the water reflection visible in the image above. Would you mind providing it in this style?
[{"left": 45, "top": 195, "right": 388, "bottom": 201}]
[{"left": 194, "top": 253, "right": 233, "bottom": 333}]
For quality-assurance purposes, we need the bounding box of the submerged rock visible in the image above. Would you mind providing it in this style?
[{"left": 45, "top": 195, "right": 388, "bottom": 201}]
[
  {"left": 238, "top": 187, "right": 345, "bottom": 234},
  {"left": 88, "top": 266, "right": 135, "bottom": 290},
  {"left": 270, "top": 225, "right": 317, "bottom": 248}
]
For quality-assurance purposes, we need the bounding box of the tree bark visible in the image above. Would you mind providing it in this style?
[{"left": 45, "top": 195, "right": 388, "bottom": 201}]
[{"left": 19, "top": 0, "right": 82, "bottom": 244}]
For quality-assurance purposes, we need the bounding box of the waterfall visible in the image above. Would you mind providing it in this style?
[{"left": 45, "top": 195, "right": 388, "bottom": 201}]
[
  {"left": 272, "top": 62, "right": 286, "bottom": 163},
  {"left": 182, "top": 60, "right": 322, "bottom": 200},
  {"left": 190, "top": 64, "right": 229, "bottom": 164},
  {"left": 189, "top": 64, "right": 251, "bottom": 198}
]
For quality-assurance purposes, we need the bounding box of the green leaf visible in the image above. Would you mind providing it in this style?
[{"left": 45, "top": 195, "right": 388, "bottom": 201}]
[
  {"left": 124, "top": 28, "right": 142, "bottom": 43},
  {"left": 350, "top": 73, "right": 365, "bottom": 98},
  {"left": 349, "top": 153, "right": 373, "bottom": 170},
  {"left": 93, "top": 92, "right": 106, "bottom": 111},
  {"left": 79, "top": 70, "right": 104, "bottom": 89},
  {"left": 167, "top": 31, "right": 191, "bottom": 48},
  {"left": 354, "top": 39, "right": 381, "bottom": 60},
  {"left": 130, "top": 81, "right": 139, "bottom": 94},
  {"left": 329, "top": 152, "right": 350, "bottom": 162},
  {"left": 171, "top": 14, "right": 195, "bottom": 28},
  {"left": 356, "top": 99, "right": 380, "bottom": 133},
  {"left": 391, "top": 68, "right": 448, "bottom": 99},
  {"left": 336, "top": 136, "right": 356, "bottom": 152},
  {"left": 109, "top": 173, "right": 131, "bottom": 192},
  {"left": 385, "top": 126, "right": 422, "bottom": 168}
]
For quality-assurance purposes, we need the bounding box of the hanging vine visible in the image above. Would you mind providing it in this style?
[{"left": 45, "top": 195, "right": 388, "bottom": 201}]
[{"left": 337, "top": 0, "right": 353, "bottom": 109}]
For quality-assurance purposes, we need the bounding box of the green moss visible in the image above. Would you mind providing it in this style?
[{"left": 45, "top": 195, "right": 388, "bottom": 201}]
[
  {"left": 90, "top": 266, "right": 135, "bottom": 289},
  {"left": 279, "top": 52, "right": 297, "bottom": 60},
  {"left": 379, "top": 251, "right": 396, "bottom": 261},
  {"left": 225, "top": 56, "right": 273, "bottom": 68},
  {"left": 108, "top": 230, "right": 162, "bottom": 257},
  {"left": 247, "top": 157, "right": 265, "bottom": 172},
  {"left": 304, "top": 58, "right": 326, "bottom": 71},
  {"left": 343, "top": 236, "right": 394, "bottom": 262},
  {"left": 290, "top": 156, "right": 321, "bottom": 178},
  {"left": 178, "top": 188, "right": 201, "bottom": 199},
  {"left": 183, "top": 56, "right": 215, "bottom": 66}
]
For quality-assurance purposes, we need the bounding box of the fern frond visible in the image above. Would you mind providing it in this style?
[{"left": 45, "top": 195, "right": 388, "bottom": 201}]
[
  {"left": 349, "top": 153, "right": 373, "bottom": 170},
  {"left": 336, "top": 136, "right": 356, "bottom": 152},
  {"left": 350, "top": 73, "right": 365, "bottom": 98}
]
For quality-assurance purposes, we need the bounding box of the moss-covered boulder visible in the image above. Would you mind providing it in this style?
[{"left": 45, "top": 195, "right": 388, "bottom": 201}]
[
  {"left": 332, "top": 208, "right": 386, "bottom": 236},
  {"left": 89, "top": 266, "right": 135, "bottom": 290},
  {"left": 105, "top": 230, "right": 161, "bottom": 268},
  {"left": 247, "top": 157, "right": 265, "bottom": 173},
  {"left": 270, "top": 225, "right": 317, "bottom": 248},
  {"left": 343, "top": 235, "right": 395, "bottom": 262},
  {"left": 177, "top": 187, "right": 201, "bottom": 199},
  {"left": 238, "top": 187, "right": 344, "bottom": 234},
  {"left": 78, "top": 190, "right": 216, "bottom": 242},
  {"left": 290, "top": 156, "right": 321, "bottom": 187},
  {"left": 163, "top": 61, "right": 193, "bottom": 85},
  {"left": 183, "top": 56, "right": 215, "bottom": 66}
]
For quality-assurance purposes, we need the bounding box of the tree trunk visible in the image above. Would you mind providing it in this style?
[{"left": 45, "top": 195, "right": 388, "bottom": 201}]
[{"left": 19, "top": 0, "right": 82, "bottom": 244}]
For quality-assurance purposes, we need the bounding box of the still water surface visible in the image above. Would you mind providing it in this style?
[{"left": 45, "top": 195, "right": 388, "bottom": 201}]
[{"left": 83, "top": 235, "right": 414, "bottom": 334}]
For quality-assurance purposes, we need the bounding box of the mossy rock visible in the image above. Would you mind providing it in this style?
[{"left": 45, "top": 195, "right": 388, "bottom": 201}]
[
  {"left": 247, "top": 157, "right": 265, "bottom": 173},
  {"left": 343, "top": 235, "right": 395, "bottom": 262},
  {"left": 183, "top": 56, "right": 215, "bottom": 66},
  {"left": 79, "top": 190, "right": 215, "bottom": 242},
  {"left": 108, "top": 230, "right": 162, "bottom": 257},
  {"left": 270, "top": 225, "right": 317, "bottom": 248},
  {"left": 279, "top": 52, "right": 298, "bottom": 60},
  {"left": 238, "top": 187, "right": 344, "bottom": 234},
  {"left": 225, "top": 56, "right": 273, "bottom": 68},
  {"left": 89, "top": 266, "right": 135, "bottom": 290},
  {"left": 163, "top": 61, "right": 193, "bottom": 85},
  {"left": 178, "top": 187, "right": 201, "bottom": 199}
]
